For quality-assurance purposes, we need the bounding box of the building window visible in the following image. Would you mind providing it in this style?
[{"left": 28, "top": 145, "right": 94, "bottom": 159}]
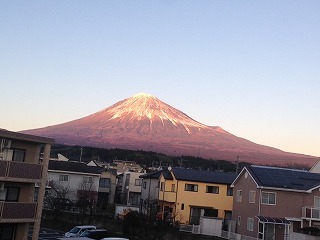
[
  {"left": 227, "top": 187, "right": 233, "bottom": 196},
  {"left": 0, "top": 223, "right": 16, "bottom": 240},
  {"left": 204, "top": 209, "right": 218, "bottom": 217},
  {"left": 171, "top": 184, "right": 175, "bottom": 192},
  {"left": 185, "top": 184, "right": 198, "bottom": 192},
  {"left": 99, "top": 178, "right": 111, "bottom": 188},
  {"left": 247, "top": 218, "right": 254, "bottom": 231},
  {"left": 236, "top": 190, "right": 242, "bottom": 202},
  {"left": 249, "top": 191, "right": 256, "bottom": 203},
  {"left": 181, "top": 203, "right": 184, "bottom": 210},
  {"left": 135, "top": 179, "right": 142, "bottom": 186},
  {"left": 238, "top": 215, "right": 241, "bottom": 225},
  {"left": 59, "top": 174, "right": 69, "bottom": 182},
  {"left": 83, "top": 176, "right": 93, "bottom": 184},
  {"left": 314, "top": 196, "right": 320, "bottom": 208},
  {"left": 261, "top": 192, "right": 276, "bottom": 205},
  {"left": 206, "top": 186, "right": 219, "bottom": 194},
  {"left": 160, "top": 182, "right": 164, "bottom": 191},
  {"left": 12, "top": 149, "right": 26, "bottom": 162},
  {"left": 143, "top": 181, "right": 147, "bottom": 189},
  {"left": 0, "top": 186, "right": 20, "bottom": 202}
]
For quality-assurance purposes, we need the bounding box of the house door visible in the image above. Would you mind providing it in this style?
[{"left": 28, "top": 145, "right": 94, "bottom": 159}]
[{"left": 265, "top": 224, "right": 275, "bottom": 240}]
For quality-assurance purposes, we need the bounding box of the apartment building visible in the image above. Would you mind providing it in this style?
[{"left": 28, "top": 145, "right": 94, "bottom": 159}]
[{"left": 0, "top": 129, "right": 54, "bottom": 240}]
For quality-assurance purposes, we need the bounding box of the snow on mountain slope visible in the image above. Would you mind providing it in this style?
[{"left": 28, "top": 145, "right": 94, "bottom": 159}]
[{"left": 21, "top": 93, "right": 317, "bottom": 166}]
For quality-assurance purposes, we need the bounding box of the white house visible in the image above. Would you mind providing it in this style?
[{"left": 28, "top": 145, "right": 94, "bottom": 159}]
[
  {"left": 121, "top": 171, "right": 145, "bottom": 206},
  {"left": 47, "top": 160, "right": 102, "bottom": 205}
]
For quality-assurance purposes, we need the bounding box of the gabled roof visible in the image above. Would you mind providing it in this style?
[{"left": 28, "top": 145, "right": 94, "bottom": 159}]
[
  {"left": 48, "top": 160, "right": 103, "bottom": 175},
  {"left": 244, "top": 165, "right": 320, "bottom": 191},
  {"left": 139, "top": 170, "right": 163, "bottom": 179},
  {"left": 171, "top": 167, "right": 236, "bottom": 185}
]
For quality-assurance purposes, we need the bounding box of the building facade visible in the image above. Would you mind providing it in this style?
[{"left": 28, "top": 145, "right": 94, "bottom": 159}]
[
  {"left": 231, "top": 165, "right": 320, "bottom": 240},
  {"left": 0, "top": 129, "right": 54, "bottom": 240},
  {"left": 158, "top": 167, "right": 236, "bottom": 225}
]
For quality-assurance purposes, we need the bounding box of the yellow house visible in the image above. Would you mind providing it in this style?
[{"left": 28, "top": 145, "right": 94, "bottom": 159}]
[{"left": 158, "top": 167, "right": 236, "bottom": 225}]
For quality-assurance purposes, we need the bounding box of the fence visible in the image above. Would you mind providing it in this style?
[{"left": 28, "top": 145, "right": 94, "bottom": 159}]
[{"left": 180, "top": 224, "right": 201, "bottom": 234}]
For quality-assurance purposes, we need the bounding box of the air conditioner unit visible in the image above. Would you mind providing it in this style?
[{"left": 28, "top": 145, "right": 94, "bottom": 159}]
[
  {"left": 0, "top": 183, "right": 4, "bottom": 191},
  {"left": 1, "top": 139, "right": 11, "bottom": 149}
]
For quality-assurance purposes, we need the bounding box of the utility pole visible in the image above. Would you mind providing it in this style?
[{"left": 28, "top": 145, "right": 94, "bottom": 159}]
[{"left": 80, "top": 148, "right": 83, "bottom": 162}]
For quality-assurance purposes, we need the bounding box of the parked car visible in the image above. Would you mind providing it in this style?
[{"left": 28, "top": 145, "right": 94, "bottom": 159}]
[
  {"left": 77, "top": 229, "right": 110, "bottom": 239},
  {"left": 64, "top": 225, "right": 97, "bottom": 237},
  {"left": 101, "top": 238, "right": 129, "bottom": 240}
]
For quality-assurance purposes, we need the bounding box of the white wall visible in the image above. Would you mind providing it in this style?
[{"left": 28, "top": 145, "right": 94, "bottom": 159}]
[
  {"left": 48, "top": 171, "right": 100, "bottom": 201},
  {"left": 141, "top": 178, "right": 159, "bottom": 201}
]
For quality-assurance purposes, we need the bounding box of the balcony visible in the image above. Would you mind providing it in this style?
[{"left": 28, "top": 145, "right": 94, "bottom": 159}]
[
  {"left": 0, "top": 201, "right": 37, "bottom": 222},
  {"left": 0, "top": 160, "right": 42, "bottom": 181},
  {"left": 302, "top": 206, "right": 320, "bottom": 220},
  {"left": 159, "top": 191, "right": 176, "bottom": 203}
]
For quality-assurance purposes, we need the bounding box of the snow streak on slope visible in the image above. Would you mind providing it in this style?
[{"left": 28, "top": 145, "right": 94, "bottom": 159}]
[{"left": 96, "top": 92, "right": 219, "bottom": 134}]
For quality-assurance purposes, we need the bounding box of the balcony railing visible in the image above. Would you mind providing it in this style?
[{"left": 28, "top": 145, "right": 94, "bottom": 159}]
[
  {"left": 0, "top": 201, "right": 37, "bottom": 221},
  {"left": 302, "top": 206, "right": 320, "bottom": 220},
  {"left": 0, "top": 160, "right": 42, "bottom": 180},
  {"left": 160, "top": 191, "right": 176, "bottom": 203}
]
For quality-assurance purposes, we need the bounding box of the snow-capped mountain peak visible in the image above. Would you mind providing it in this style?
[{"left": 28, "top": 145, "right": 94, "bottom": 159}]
[{"left": 21, "top": 93, "right": 317, "bottom": 166}]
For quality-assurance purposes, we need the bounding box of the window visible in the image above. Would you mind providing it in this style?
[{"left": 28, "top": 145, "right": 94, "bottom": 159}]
[
  {"left": 83, "top": 176, "right": 92, "bottom": 184},
  {"left": 143, "top": 181, "right": 147, "bottom": 189},
  {"left": 236, "top": 190, "right": 242, "bottom": 202},
  {"left": 12, "top": 149, "right": 26, "bottom": 162},
  {"left": 261, "top": 192, "right": 276, "bottom": 205},
  {"left": 99, "top": 178, "right": 110, "bottom": 188},
  {"left": 171, "top": 184, "right": 175, "bottom": 192},
  {"left": 204, "top": 209, "right": 218, "bottom": 217},
  {"left": 227, "top": 187, "right": 233, "bottom": 196},
  {"left": 247, "top": 218, "right": 254, "bottom": 231},
  {"left": 181, "top": 203, "right": 184, "bottom": 210},
  {"left": 249, "top": 191, "right": 256, "bottom": 203},
  {"left": 59, "top": 174, "right": 69, "bottom": 182},
  {"left": 160, "top": 182, "right": 164, "bottom": 191},
  {"left": 0, "top": 148, "right": 25, "bottom": 162},
  {"left": 238, "top": 215, "right": 241, "bottom": 225},
  {"left": 185, "top": 184, "right": 198, "bottom": 192},
  {"left": 135, "top": 179, "right": 142, "bottom": 186},
  {"left": 0, "top": 224, "right": 16, "bottom": 240},
  {"left": 206, "top": 186, "right": 219, "bottom": 194},
  {"left": 314, "top": 196, "right": 320, "bottom": 208},
  {"left": 0, "top": 187, "right": 20, "bottom": 202}
]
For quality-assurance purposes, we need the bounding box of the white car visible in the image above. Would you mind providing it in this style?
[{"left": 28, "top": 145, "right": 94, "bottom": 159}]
[
  {"left": 101, "top": 238, "right": 129, "bottom": 240},
  {"left": 64, "top": 225, "right": 97, "bottom": 237}
]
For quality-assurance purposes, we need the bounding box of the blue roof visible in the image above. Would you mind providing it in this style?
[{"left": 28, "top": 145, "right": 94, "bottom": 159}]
[
  {"left": 48, "top": 160, "right": 103, "bottom": 175},
  {"left": 247, "top": 165, "right": 320, "bottom": 191},
  {"left": 171, "top": 167, "right": 236, "bottom": 184}
]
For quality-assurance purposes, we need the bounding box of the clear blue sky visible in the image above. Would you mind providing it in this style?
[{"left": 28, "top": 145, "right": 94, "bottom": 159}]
[{"left": 1, "top": 1, "right": 319, "bottom": 157}]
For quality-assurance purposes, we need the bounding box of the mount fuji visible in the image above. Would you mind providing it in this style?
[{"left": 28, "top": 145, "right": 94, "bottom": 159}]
[{"left": 21, "top": 93, "right": 317, "bottom": 166}]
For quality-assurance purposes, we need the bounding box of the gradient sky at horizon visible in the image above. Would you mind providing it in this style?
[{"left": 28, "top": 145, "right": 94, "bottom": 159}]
[{"left": 1, "top": 1, "right": 319, "bottom": 157}]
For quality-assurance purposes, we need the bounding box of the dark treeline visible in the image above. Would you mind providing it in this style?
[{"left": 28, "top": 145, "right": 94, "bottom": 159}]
[{"left": 50, "top": 144, "right": 249, "bottom": 173}]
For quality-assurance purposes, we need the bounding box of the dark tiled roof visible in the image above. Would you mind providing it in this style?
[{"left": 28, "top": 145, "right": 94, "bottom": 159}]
[
  {"left": 48, "top": 160, "right": 103, "bottom": 175},
  {"left": 171, "top": 167, "right": 236, "bottom": 184},
  {"left": 140, "top": 170, "right": 163, "bottom": 179},
  {"left": 247, "top": 165, "right": 320, "bottom": 191}
]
